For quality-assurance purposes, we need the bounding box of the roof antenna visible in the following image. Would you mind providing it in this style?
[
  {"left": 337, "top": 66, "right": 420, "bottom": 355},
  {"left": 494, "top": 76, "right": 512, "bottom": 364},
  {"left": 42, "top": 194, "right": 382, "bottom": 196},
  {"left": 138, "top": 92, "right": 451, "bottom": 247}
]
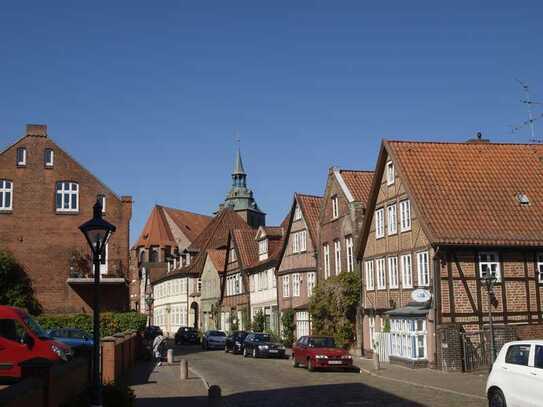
[{"left": 512, "top": 79, "right": 543, "bottom": 143}]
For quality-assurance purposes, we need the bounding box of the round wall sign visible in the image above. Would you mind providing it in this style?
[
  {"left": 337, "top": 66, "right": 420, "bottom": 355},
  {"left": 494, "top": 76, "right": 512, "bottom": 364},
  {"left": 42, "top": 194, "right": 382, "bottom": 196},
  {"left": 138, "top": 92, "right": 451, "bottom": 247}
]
[{"left": 411, "top": 288, "right": 432, "bottom": 303}]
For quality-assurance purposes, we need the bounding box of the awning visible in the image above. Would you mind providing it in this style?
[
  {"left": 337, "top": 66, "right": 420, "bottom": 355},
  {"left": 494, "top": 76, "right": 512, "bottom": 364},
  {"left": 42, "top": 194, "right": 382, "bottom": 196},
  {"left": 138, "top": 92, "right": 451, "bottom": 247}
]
[{"left": 384, "top": 301, "right": 431, "bottom": 318}]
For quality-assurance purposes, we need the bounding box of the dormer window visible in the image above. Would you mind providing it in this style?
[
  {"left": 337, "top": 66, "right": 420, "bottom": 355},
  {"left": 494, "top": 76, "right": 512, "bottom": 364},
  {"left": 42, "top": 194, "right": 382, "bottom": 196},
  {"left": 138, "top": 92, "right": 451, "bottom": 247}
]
[
  {"left": 331, "top": 195, "right": 339, "bottom": 219},
  {"left": 16, "top": 147, "right": 27, "bottom": 166},
  {"left": 44, "top": 149, "right": 54, "bottom": 167},
  {"left": 294, "top": 205, "right": 302, "bottom": 221},
  {"left": 258, "top": 239, "right": 268, "bottom": 261},
  {"left": 229, "top": 247, "right": 237, "bottom": 262},
  {"left": 386, "top": 161, "right": 395, "bottom": 185}
]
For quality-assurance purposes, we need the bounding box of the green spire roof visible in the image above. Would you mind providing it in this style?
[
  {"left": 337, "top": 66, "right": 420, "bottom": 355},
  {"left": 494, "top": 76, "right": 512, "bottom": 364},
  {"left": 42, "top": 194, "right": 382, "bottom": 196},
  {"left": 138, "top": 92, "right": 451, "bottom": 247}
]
[{"left": 233, "top": 148, "right": 246, "bottom": 175}]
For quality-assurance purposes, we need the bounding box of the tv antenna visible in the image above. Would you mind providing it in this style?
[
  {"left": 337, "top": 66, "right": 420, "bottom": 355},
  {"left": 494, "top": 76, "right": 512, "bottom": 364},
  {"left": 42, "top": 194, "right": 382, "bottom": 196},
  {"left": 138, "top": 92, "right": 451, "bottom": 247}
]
[{"left": 511, "top": 79, "right": 543, "bottom": 143}]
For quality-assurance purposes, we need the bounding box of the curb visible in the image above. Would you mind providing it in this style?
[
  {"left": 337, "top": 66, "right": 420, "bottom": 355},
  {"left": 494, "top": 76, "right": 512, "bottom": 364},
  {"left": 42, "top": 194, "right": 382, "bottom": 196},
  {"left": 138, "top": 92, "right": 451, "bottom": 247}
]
[
  {"left": 188, "top": 366, "right": 210, "bottom": 390},
  {"left": 358, "top": 366, "right": 486, "bottom": 401}
]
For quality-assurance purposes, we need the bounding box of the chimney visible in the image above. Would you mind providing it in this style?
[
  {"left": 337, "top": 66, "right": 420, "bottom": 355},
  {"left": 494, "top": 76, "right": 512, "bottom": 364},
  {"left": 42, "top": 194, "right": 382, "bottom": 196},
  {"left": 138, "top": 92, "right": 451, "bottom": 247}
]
[
  {"left": 466, "top": 131, "right": 490, "bottom": 144},
  {"left": 25, "top": 124, "right": 48, "bottom": 137}
]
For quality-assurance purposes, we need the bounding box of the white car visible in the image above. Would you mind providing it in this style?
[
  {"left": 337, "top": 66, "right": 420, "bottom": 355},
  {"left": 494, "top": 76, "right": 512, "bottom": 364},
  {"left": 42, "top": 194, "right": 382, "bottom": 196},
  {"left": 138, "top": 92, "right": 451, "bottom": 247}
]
[{"left": 486, "top": 340, "right": 543, "bottom": 407}]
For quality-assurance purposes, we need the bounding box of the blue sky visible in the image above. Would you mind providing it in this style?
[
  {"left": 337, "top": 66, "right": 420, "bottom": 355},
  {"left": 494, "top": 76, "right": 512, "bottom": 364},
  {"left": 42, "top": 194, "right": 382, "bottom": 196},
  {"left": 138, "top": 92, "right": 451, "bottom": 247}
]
[{"left": 1, "top": 1, "right": 541, "bottom": 243}]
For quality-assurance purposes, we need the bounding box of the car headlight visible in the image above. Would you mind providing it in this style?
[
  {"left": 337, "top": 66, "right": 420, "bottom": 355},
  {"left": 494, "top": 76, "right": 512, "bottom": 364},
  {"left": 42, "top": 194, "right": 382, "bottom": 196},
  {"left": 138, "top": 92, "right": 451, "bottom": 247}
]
[
  {"left": 258, "top": 345, "right": 269, "bottom": 350},
  {"left": 50, "top": 344, "right": 67, "bottom": 361},
  {"left": 315, "top": 355, "right": 328, "bottom": 359},
  {"left": 278, "top": 345, "right": 285, "bottom": 350},
  {"left": 341, "top": 355, "right": 352, "bottom": 359},
  {"left": 235, "top": 341, "right": 241, "bottom": 346}
]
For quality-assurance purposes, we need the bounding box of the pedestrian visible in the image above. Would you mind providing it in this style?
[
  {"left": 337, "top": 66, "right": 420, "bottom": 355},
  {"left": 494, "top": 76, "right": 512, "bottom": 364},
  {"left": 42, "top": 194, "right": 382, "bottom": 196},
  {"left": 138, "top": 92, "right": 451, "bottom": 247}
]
[{"left": 152, "top": 333, "right": 166, "bottom": 367}]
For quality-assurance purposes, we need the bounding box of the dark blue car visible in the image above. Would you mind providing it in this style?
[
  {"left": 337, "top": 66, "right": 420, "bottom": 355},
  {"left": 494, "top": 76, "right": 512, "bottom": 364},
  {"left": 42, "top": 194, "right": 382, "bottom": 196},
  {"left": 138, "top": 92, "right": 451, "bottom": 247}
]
[{"left": 47, "top": 328, "right": 94, "bottom": 349}]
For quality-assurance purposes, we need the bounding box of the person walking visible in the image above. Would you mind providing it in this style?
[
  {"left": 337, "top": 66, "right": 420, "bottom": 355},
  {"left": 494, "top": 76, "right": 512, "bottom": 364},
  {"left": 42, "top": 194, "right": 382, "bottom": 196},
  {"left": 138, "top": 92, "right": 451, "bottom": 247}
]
[{"left": 152, "top": 333, "right": 166, "bottom": 367}]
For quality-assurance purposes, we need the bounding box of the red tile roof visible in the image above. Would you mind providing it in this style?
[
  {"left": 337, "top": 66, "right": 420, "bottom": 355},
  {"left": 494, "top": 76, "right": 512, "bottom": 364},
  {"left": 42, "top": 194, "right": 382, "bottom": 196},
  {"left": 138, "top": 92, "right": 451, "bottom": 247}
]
[
  {"left": 134, "top": 206, "right": 177, "bottom": 249},
  {"left": 233, "top": 229, "right": 259, "bottom": 267},
  {"left": 206, "top": 249, "right": 227, "bottom": 273},
  {"left": 386, "top": 141, "right": 543, "bottom": 247},
  {"left": 162, "top": 207, "right": 211, "bottom": 242},
  {"left": 339, "top": 170, "right": 374, "bottom": 204},
  {"left": 296, "top": 193, "right": 323, "bottom": 247}
]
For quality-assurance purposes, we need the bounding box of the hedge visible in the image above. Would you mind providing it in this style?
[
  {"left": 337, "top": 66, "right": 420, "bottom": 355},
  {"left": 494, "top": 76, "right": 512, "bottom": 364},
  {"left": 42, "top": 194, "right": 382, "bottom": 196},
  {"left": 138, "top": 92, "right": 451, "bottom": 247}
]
[{"left": 37, "top": 312, "right": 147, "bottom": 337}]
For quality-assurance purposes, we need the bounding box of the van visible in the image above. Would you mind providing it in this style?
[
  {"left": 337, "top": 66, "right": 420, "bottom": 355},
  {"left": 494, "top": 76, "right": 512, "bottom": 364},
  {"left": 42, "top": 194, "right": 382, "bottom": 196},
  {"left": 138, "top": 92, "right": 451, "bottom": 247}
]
[{"left": 0, "top": 305, "right": 72, "bottom": 379}]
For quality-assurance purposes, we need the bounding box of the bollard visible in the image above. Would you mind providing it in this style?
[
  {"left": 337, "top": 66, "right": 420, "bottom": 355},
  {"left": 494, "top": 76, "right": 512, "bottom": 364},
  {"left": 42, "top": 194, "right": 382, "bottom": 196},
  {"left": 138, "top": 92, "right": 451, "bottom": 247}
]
[
  {"left": 180, "top": 359, "right": 189, "bottom": 380},
  {"left": 373, "top": 351, "right": 380, "bottom": 370},
  {"left": 208, "top": 385, "right": 222, "bottom": 407},
  {"left": 167, "top": 348, "right": 174, "bottom": 364}
]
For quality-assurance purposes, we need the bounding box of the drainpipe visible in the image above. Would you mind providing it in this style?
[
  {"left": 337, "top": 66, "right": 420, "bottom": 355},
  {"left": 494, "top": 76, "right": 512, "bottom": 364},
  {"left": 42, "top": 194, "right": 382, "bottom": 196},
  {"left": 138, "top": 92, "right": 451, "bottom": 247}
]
[{"left": 432, "top": 245, "right": 441, "bottom": 368}]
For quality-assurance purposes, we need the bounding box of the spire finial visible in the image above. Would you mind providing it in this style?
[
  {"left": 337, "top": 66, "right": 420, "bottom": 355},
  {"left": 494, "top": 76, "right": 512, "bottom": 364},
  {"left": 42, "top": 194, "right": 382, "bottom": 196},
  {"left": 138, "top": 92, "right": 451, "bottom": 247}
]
[{"left": 233, "top": 129, "right": 245, "bottom": 175}]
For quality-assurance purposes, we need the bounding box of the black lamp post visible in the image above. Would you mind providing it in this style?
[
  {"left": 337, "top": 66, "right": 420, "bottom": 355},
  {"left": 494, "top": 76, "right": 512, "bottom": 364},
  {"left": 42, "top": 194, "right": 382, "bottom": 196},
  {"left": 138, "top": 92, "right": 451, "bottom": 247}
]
[
  {"left": 482, "top": 272, "right": 498, "bottom": 364},
  {"left": 145, "top": 291, "right": 154, "bottom": 328},
  {"left": 79, "top": 197, "right": 116, "bottom": 407}
]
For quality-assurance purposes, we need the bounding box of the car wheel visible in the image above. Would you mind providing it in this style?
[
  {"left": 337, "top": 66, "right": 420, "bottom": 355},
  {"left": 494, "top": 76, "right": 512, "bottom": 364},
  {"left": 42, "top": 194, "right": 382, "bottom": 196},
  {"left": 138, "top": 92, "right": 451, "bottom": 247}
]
[
  {"left": 307, "top": 358, "right": 315, "bottom": 372},
  {"left": 489, "top": 388, "right": 506, "bottom": 407},
  {"left": 292, "top": 355, "right": 299, "bottom": 368},
  {"left": 253, "top": 348, "right": 257, "bottom": 358},
  {"left": 225, "top": 345, "right": 229, "bottom": 353},
  {"left": 243, "top": 347, "right": 248, "bottom": 357}
]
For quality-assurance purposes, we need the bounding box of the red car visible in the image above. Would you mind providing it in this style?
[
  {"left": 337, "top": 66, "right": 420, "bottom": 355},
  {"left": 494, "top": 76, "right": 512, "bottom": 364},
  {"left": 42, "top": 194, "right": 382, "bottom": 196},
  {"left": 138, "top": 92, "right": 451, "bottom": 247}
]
[
  {"left": 0, "top": 306, "right": 72, "bottom": 379},
  {"left": 291, "top": 335, "right": 353, "bottom": 371}
]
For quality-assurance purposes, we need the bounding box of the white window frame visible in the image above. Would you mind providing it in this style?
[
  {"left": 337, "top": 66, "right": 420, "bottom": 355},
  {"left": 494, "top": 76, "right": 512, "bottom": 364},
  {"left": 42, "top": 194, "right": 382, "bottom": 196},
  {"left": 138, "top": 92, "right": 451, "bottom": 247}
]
[
  {"left": 292, "top": 273, "right": 301, "bottom": 297},
  {"left": 376, "top": 258, "right": 386, "bottom": 290},
  {"left": 346, "top": 236, "right": 354, "bottom": 272},
  {"left": 300, "top": 230, "right": 307, "bottom": 252},
  {"left": 16, "top": 147, "right": 27, "bottom": 166},
  {"left": 334, "top": 240, "right": 342, "bottom": 275},
  {"left": 294, "top": 205, "right": 302, "bottom": 221},
  {"left": 400, "top": 254, "right": 413, "bottom": 288},
  {"left": 56, "top": 181, "right": 79, "bottom": 212},
  {"left": 368, "top": 316, "right": 375, "bottom": 350},
  {"left": 229, "top": 248, "right": 236, "bottom": 262},
  {"left": 375, "top": 208, "right": 385, "bottom": 239},
  {"left": 365, "top": 260, "right": 374, "bottom": 290},
  {"left": 417, "top": 251, "right": 430, "bottom": 287},
  {"left": 0, "top": 180, "right": 13, "bottom": 210},
  {"left": 332, "top": 195, "right": 339, "bottom": 219},
  {"left": 390, "top": 318, "right": 427, "bottom": 360},
  {"left": 478, "top": 252, "right": 501, "bottom": 282},
  {"left": 307, "top": 272, "right": 316, "bottom": 297},
  {"left": 387, "top": 204, "right": 397, "bottom": 235},
  {"left": 292, "top": 232, "right": 299, "bottom": 253},
  {"left": 45, "top": 149, "right": 54, "bottom": 167},
  {"left": 388, "top": 256, "right": 398, "bottom": 289},
  {"left": 258, "top": 239, "right": 268, "bottom": 261},
  {"left": 283, "top": 275, "right": 290, "bottom": 298},
  {"left": 323, "top": 244, "right": 331, "bottom": 279},
  {"left": 400, "top": 199, "right": 412, "bottom": 232},
  {"left": 537, "top": 253, "right": 543, "bottom": 283},
  {"left": 386, "top": 161, "right": 395, "bottom": 186}
]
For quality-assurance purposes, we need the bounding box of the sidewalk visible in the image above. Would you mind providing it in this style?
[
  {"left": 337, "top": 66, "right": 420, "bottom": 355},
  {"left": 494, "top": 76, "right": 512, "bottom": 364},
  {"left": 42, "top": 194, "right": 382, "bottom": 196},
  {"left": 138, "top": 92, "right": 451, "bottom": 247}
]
[
  {"left": 354, "top": 357, "right": 487, "bottom": 400},
  {"left": 130, "top": 360, "right": 208, "bottom": 407}
]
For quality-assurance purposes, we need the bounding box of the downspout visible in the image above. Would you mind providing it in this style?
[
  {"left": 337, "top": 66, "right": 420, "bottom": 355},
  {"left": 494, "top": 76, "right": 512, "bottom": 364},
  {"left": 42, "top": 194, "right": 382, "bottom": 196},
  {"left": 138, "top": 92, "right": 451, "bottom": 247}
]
[{"left": 432, "top": 245, "right": 441, "bottom": 369}]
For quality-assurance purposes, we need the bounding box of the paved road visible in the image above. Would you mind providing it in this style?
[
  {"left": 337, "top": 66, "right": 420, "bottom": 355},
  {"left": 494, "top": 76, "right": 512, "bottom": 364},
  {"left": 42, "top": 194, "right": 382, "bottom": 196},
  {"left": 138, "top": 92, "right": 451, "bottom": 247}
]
[{"left": 173, "top": 345, "right": 485, "bottom": 407}]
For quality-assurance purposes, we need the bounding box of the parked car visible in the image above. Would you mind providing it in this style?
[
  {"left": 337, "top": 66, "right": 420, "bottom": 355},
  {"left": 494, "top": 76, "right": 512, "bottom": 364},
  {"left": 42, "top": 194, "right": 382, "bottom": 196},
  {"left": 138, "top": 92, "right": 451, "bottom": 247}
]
[
  {"left": 175, "top": 327, "right": 199, "bottom": 345},
  {"left": 202, "top": 330, "right": 227, "bottom": 350},
  {"left": 47, "top": 328, "right": 94, "bottom": 350},
  {"left": 292, "top": 336, "right": 353, "bottom": 371},
  {"left": 225, "top": 330, "right": 248, "bottom": 354},
  {"left": 143, "top": 325, "right": 163, "bottom": 342},
  {"left": 486, "top": 340, "right": 543, "bottom": 406},
  {"left": 242, "top": 332, "right": 286, "bottom": 358},
  {"left": 0, "top": 305, "right": 72, "bottom": 379}
]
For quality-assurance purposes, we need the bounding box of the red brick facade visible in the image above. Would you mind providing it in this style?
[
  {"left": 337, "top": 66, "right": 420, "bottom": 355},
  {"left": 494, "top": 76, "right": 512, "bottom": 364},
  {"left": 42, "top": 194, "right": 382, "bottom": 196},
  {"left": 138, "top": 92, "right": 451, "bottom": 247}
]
[{"left": 0, "top": 125, "right": 132, "bottom": 313}]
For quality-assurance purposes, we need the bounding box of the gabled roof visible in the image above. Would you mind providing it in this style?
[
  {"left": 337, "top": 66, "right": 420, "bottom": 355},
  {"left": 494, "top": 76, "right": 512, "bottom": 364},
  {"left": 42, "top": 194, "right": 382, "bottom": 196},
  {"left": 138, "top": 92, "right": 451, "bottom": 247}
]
[
  {"left": 337, "top": 169, "right": 374, "bottom": 204},
  {"left": 296, "top": 193, "right": 323, "bottom": 246},
  {"left": 162, "top": 206, "right": 212, "bottom": 242},
  {"left": 358, "top": 140, "right": 543, "bottom": 257},
  {"left": 134, "top": 205, "right": 177, "bottom": 249},
  {"left": 232, "top": 229, "right": 259, "bottom": 268},
  {"left": 206, "top": 249, "right": 227, "bottom": 274}
]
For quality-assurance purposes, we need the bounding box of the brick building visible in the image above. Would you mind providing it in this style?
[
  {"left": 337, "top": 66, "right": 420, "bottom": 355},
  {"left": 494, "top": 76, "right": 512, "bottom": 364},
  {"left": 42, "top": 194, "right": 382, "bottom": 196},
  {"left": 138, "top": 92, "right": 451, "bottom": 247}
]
[
  {"left": 358, "top": 138, "right": 543, "bottom": 370},
  {"left": 0, "top": 124, "right": 132, "bottom": 313},
  {"left": 277, "top": 193, "right": 323, "bottom": 340}
]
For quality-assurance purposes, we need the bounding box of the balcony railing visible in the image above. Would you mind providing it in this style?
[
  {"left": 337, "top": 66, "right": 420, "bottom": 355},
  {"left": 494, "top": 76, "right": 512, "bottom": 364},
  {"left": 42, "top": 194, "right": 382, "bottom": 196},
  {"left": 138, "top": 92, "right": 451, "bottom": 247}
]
[{"left": 67, "top": 260, "right": 127, "bottom": 284}]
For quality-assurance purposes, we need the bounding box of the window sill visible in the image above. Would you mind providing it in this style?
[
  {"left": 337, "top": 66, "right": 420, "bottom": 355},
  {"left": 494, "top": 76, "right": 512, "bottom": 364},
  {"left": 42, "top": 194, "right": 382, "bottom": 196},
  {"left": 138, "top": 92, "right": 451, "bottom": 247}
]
[
  {"left": 56, "top": 210, "right": 80, "bottom": 215},
  {"left": 387, "top": 232, "right": 398, "bottom": 236},
  {"left": 376, "top": 236, "right": 385, "bottom": 240},
  {"left": 0, "top": 209, "right": 13, "bottom": 214},
  {"left": 16, "top": 164, "right": 27, "bottom": 168},
  {"left": 400, "top": 228, "right": 412, "bottom": 233}
]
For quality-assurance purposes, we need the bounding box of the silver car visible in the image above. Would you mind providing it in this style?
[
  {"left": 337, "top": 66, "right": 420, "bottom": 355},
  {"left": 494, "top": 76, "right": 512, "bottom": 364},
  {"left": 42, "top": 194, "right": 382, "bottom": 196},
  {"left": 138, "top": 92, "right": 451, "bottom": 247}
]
[{"left": 202, "top": 330, "right": 227, "bottom": 350}]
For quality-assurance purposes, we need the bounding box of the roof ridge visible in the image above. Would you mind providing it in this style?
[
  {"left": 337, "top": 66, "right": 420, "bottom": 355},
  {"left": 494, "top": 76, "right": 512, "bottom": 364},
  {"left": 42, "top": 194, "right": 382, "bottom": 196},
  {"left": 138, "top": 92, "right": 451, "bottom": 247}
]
[
  {"left": 295, "top": 192, "right": 323, "bottom": 199},
  {"left": 161, "top": 205, "right": 211, "bottom": 218},
  {"left": 338, "top": 169, "right": 374, "bottom": 174},
  {"left": 385, "top": 139, "right": 543, "bottom": 147}
]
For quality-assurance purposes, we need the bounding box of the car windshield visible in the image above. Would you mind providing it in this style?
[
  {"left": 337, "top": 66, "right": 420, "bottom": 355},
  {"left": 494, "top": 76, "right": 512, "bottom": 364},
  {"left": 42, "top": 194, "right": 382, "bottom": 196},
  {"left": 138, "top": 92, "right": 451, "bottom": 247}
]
[
  {"left": 309, "top": 337, "right": 336, "bottom": 348},
  {"left": 209, "top": 331, "right": 226, "bottom": 337},
  {"left": 253, "top": 334, "right": 271, "bottom": 342},
  {"left": 23, "top": 316, "right": 49, "bottom": 339},
  {"left": 68, "top": 329, "right": 88, "bottom": 339}
]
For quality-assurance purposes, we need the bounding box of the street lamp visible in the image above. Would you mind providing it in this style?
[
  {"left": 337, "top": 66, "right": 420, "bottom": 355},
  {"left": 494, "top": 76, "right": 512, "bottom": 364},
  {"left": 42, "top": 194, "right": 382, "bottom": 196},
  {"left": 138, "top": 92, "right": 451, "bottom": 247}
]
[
  {"left": 482, "top": 272, "right": 498, "bottom": 364},
  {"left": 145, "top": 291, "right": 154, "bottom": 327},
  {"left": 79, "top": 197, "right": 116, "bottom": 407}
]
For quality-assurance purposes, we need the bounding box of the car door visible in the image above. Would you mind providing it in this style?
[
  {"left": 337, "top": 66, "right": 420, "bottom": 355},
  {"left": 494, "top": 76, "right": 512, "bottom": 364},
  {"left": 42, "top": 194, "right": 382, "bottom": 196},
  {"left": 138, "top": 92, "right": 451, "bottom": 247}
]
[
  {"left": 503, "top": 343, "right": 533, "bottom": 406},
  {"left": 0, "top": 318, "right": 31, "bottom": 377},
  {"left": 526, "top": 345, "right": 543, "bottom": 407},
  {"left": 245, "top": 334, "right": 253, "bottom": 352},
  {"left": 295, "top": 336, "right": 307, "bottom": 364}
]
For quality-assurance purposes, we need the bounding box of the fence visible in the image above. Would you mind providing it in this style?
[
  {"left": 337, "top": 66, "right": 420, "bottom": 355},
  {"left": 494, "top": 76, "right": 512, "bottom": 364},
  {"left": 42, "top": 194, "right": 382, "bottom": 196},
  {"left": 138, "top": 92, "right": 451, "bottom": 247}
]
[{"left": 374, "top": 332, "right": 391, "bottom": 363}]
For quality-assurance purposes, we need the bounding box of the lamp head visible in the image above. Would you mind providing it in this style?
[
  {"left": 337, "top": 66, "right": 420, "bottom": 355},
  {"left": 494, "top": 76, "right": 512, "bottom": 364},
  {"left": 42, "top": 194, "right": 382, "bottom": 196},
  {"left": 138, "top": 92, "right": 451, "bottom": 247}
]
[{"left": 79, "top": 196, "right": 116, "bottom": 256}]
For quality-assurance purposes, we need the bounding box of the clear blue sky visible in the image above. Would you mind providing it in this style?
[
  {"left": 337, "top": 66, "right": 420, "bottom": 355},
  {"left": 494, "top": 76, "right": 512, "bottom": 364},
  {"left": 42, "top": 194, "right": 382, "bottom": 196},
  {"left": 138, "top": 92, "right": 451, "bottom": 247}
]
[{"left": 1, "top": 1, "right": 541, "bottom": 243}]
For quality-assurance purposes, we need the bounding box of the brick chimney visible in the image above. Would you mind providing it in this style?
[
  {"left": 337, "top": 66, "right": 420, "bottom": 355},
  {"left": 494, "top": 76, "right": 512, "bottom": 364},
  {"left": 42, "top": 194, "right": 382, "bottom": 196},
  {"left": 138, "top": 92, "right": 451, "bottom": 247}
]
[
  {"left": 467, "top": 131, "right": 490, "bottom": 144},
  {"left": 25, "top": 124, "right": 48, "bottom": 137}
]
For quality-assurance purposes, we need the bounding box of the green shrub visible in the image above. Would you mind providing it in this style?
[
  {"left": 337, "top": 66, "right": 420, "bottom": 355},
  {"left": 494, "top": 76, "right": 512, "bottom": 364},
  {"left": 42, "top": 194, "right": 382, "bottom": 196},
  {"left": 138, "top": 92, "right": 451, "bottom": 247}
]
[
  {"left": 251, "top": 310, "right": 265, "bottom": 333},
  {"left": 37, "top": 312, "right": 147, "bottom": 337},
  {"left": 281, "top": 309, "right": 296, "bottom": 347}
]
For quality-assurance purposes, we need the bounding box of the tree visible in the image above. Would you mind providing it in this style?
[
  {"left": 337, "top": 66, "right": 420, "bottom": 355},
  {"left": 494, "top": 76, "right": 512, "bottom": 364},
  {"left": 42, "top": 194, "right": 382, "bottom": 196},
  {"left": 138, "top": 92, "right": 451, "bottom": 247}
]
[
  {"left": 309, "top": 271, "right": 361, "bottom": 348},
  {"left": 281, "top": 309, "right": 296, "bottom": 347},
  {"left": 0, "top": 249, "right": 42, "bottom": 315},
  {"left": 252, "top": 310, "right": 265, "bottom": 332}
]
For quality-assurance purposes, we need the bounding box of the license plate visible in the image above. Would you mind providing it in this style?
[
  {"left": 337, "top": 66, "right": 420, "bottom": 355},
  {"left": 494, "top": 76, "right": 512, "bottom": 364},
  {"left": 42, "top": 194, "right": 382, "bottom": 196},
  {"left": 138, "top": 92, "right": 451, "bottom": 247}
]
[
  {"left": 328, "top": 361, "right": 343, "bottom": 365},
  {"left": 269, "top": 350, "right": 278, "bottom": 353}
]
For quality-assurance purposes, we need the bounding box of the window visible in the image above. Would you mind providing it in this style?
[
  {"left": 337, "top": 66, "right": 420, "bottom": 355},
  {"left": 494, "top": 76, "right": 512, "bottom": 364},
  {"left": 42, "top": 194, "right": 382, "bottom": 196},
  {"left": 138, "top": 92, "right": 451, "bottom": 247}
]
[
  {"left": 99, "top": 244, "right": 108, "bottom": 275},
  {"left": 295, "top": 311, "right": 310, "bottom": 339},
  {"left": 537, "top": 253, "right": 543, "bottom": 283},
  {"left": 229, "top": 248, "right": 236, "bottom": 262},
  {"left": 282, "top": 275, "right": 290, "bottom": 297},
  {"left": 387, "top": 204, "right": 397, "bottom": 235},
  {"left": 535, "top": 345, "right": 543, "bottom": 369},
  {"left": 417, "top": 251, "right": 430, "bottom": 287},
  {"left": 292, "top": 273, "right": 301, "bottom": 297},
  {"left": 505, "top": 344, "right": 531, "bottom": 366},
  {"left": 16, "top": 147, "right": 27, "bottom": 166},
  {"left": 300, "top": 230, "right": 307, "bottom": 252},
  {"left": 0, "top": 319, "right": 26, "bottom": 344},
  {"left": 400, "top": 200, "right": 411, "bottom": 232},
  {"left": 292, "top": 230, "right": 307, "bottom": 253},
  {"left": 365, "top": 260, "right": 374, "bottom": 290},
  {"left": 258, "top": 239, "right": 268, "bottom": 261},
  {"left": 386, "top": 161, "right": 394, "bottom": 185},
  {"left": 323, "top": 244, "right": 330, "bottom": 279},
  {"left": 346, "top": 236, "right": 354, "bottom": 272},
  {"left": 334, "top": 240, "right": 342, "bottom": 275},
  {"left": 294, "top": 205, "right": 302, "bottom": 221},
  {"left": 0, "top": 180, "right": 13, "bottom": 210},
  {"left": 197, "top": 278, "right": 202, "bottom": 293},
  {"left": 307, "top": 272, "right": 316, "bottom": 296},
  {"left": 478, "top": 252, "right": 501, "bottom": 282},
  {"left": 388, "top": 256, "right": 398, "bottom": 288},
  {"left": 226, "top": 273, "right": 242, "bottom": 296},
  {"left": 400, "top": 254, "right": 413, "bottom": 288},
  {"left": 331, "top": 195, "right": 339, "bottom": 219},
  {"left": 44, "top": 149, "right": 54, "bottom": 167},
  {"left": 390, "top": 318, "right": 427, "bottom": 360},
  {"left": 376, "top": 258, "right": 386, "bottom": 289},
  {"left": 375, "top": 208, "right": 385, "bottom": 238},
  {"left": 56, "top": 182, "right": 79, "bottom": 212}
]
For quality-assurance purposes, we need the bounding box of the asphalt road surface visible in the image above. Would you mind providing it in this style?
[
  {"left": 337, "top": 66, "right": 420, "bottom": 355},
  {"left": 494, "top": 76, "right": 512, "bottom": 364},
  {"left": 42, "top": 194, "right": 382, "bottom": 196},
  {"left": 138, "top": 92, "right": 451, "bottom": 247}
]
[{"left": 173, "top": 345, "right": 485, "bottom": 407}]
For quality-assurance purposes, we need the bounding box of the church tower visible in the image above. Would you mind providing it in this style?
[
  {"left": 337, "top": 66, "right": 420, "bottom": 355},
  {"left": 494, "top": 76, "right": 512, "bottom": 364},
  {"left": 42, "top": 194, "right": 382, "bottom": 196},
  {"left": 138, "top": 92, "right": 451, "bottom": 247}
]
[{"left": 218, "top": 147, "right": 266, "bottom": 228}]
